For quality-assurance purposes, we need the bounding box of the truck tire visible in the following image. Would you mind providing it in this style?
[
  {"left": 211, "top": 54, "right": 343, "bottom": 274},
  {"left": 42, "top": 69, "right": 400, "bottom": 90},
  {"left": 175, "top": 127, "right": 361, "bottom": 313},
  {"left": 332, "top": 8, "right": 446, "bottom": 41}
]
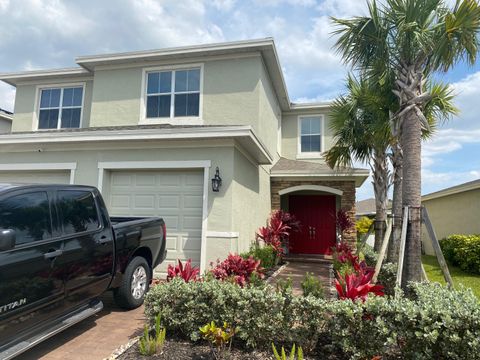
[{"left": 114, "top": 256, "right": 151, "bottom": 309}]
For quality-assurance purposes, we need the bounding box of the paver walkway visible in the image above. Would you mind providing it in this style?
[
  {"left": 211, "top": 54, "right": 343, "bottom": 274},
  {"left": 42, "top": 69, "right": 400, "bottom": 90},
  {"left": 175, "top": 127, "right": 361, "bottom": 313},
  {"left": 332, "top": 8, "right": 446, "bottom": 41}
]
[
  {"left": 16, "top": 292, "right": 145, "bottom": 360},
  {"left": 270, "top": 260, "right": 333, "bottom": 296}
]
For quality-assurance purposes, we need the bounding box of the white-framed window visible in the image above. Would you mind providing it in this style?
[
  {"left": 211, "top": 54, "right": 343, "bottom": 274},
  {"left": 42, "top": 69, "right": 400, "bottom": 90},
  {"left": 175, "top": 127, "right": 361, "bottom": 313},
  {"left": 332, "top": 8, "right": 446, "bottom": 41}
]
[
  {"left": 37, "top": 85, "right": 84, "bottom": 130},
  {"left": 144, "top": 66, "right": 201, "bottom": 121},
  {"left": 297, "top": 115, "right": 324, "bottom": 158}
]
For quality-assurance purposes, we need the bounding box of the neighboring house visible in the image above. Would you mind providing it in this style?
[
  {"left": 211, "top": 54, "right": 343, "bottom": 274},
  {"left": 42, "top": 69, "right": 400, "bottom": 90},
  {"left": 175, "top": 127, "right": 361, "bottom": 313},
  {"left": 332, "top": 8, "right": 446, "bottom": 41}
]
[
  {"left": 355, "top": 198, "right": 392, "bottom": 247},
  {"left": 0, "top": 108, "right": 12, "bottom": 133},
  {"left": 422, "top": 179, "right": 480, "bottom": 255},
  {"left": 0, "top": 38, "right": 368, "bottom": 275},
  {"left": 355, "top": 198, "right": 392, "bottom": 218}
]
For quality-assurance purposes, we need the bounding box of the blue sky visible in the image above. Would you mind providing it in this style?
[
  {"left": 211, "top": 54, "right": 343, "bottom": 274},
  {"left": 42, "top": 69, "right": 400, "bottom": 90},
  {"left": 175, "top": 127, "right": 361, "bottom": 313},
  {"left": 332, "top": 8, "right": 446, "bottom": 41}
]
[{"left": 0, "top": 0, "right": 478, "bottom": 200}]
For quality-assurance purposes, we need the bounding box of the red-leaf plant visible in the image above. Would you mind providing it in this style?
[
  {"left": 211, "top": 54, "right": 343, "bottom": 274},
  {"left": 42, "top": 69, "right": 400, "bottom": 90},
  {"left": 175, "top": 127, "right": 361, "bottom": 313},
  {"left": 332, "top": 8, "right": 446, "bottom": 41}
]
[
  {"left": 210, "top": 253, "right": 264, "bottom": 287},
  {"left": 335, "top": 266, "right": 385, "bottom": 302},
  {"left": 256, "top": 210, "right": 300, "bottom": 256},
  {"left": 336, "top": 209, "right": 354, "bottom": 241},
  {"left": 166, "top": 259, "right": 200, "bottom": 282}
]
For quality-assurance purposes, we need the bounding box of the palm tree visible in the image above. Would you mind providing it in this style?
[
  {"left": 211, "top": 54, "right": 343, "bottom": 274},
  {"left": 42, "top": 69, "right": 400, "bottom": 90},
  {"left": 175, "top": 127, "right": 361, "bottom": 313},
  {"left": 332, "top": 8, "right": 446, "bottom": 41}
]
[
  {"left": 387, "top": 82, "right": 458, "bottom": 262},
  {"left": 332, "top": 0, "right": 480, "bottom": 285},
  {"left": 325, "top": 75, "right": 393, "bottom": 252}
]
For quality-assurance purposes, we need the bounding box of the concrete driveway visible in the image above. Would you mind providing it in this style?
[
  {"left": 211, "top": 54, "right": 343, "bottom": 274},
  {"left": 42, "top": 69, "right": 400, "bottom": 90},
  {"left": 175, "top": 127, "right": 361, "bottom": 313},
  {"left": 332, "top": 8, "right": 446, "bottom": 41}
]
[{"left": 16, "top": 292, "right": 145, "bottom": 360}]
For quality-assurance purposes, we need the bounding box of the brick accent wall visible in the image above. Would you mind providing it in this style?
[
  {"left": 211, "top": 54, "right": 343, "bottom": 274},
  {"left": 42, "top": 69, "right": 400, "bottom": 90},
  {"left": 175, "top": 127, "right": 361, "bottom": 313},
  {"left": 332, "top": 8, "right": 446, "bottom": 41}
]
[{"left": 271, "top": 179, "right": 357, "bottom": 246}]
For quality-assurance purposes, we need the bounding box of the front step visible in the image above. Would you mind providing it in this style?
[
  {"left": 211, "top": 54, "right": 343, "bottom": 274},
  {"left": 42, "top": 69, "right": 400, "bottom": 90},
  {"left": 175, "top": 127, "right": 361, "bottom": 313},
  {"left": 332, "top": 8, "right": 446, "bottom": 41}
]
[
  {"left": 284, "top": 254, "right": 333, "bottom": 263},
  {"left": 0, "top": 300, "right": 103, "bottom": 360}
]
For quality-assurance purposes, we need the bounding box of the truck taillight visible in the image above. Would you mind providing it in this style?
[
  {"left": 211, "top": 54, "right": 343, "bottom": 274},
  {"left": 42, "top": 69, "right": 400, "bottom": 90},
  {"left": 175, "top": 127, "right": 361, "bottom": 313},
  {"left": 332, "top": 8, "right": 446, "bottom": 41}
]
[{"left": 162, "top": 223, "right": 166, "bottom": 240}]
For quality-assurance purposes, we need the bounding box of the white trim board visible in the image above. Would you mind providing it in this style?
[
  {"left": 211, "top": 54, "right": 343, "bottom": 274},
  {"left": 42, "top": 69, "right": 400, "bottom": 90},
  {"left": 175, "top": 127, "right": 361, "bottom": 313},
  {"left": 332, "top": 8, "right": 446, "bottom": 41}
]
[
  {"left": 0, "top": 162, "right": 77, "bottom": 184},
  {"left": 206, "top": 231, "right": 239, "bottom": 238},
  {"left": 0, "top": 126, "right": 273, "bottom": 165},
  {"left": 278, "top": 185, "right": 343, "bottom": 196},
  {"left": 96, "top": 160, "right": 211, "bottom": 272}
]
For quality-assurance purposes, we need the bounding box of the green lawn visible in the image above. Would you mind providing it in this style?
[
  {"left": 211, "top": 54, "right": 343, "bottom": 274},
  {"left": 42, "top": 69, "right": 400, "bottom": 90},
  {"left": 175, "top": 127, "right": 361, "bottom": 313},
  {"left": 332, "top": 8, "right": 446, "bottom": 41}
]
[{"left": 422, "top": 255, "right": 480, "bottom": 298}]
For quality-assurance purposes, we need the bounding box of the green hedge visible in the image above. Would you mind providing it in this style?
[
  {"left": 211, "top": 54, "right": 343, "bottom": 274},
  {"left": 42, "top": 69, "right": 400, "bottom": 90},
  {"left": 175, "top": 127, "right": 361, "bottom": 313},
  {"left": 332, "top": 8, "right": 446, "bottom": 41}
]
[
  {"left": 240, "top": 244, "right": 278, "bottom": 270},
  {"left": 440, "top": 234, "right": 480, "bottom": 274},
  {"left": 145, "top": 279, "right": 480, "bottom": 359},
  {"left": 144, "top": 278, "right": 325, "bottom": 349}
]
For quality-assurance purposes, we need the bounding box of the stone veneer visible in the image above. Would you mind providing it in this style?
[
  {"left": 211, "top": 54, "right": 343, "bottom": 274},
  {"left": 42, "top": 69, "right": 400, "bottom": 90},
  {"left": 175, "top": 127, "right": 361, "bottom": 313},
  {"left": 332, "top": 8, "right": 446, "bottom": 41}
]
[{"left": 271, "top": 179, "right": 357, "bottom": 246}]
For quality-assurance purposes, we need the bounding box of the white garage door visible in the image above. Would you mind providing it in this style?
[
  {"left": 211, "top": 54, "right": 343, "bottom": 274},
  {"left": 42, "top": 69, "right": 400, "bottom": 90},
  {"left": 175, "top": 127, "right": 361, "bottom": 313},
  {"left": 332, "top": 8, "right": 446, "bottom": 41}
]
[
  {"left": 108, "top": 169, "right": 204, "bottom": 276},
  {"left": 0, "top": 170, "right": 70, "bottom": 184}
]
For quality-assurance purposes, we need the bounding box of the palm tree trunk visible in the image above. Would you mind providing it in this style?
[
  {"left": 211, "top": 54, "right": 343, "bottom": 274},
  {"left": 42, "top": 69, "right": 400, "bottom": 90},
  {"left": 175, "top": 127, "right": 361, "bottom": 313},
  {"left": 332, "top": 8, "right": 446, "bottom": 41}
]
[
  {"left": 400, "top": 109, "right": 423, "bottom": 287},
  {"left": 372, "top": 149, "right": 389, "bottom": 252},
  {"left": 387, "top": 143, "right": 403, "bottom": 263}
]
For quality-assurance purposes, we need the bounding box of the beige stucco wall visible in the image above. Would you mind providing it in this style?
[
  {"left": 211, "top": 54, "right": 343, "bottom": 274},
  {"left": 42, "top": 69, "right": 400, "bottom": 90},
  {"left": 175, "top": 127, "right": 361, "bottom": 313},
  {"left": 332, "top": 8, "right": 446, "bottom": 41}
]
[
  {"left": 0, "top": 118, "right": 11, "bottom": 133},
  {"left": 421, "top": 189, "right": 480, "bottom": 255},
  {"left": 11, "top": 79, "right": 94, "bottom": 132},
  {"left": 89, "top": 67, "right": 143, "bottom": 127},
  {"left": 232, "top": 148, "right": 272, "bottom": 254},
  {"left": 281, "top": 109, "right": 334, "bottom": 161}
]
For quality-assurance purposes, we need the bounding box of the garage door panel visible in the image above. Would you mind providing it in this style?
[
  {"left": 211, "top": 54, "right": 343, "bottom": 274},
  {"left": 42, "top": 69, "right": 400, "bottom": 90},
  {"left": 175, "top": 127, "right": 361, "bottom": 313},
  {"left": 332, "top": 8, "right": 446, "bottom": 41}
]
[
  {"left": 108, "top": 169, "right": 203, "bottom": 277},
  {"left": 159, "top": 195, "right": 180, "bottom": 208},
  {"left": 183, "top": 236, "right": 202, "bottom": 251},
  {"left": 0, "top": 170, "right": 70, "bottom": 185},
  {"left": 134, "top": 195, "right": 155, "bottom": 209},
  {"left": 184, "top": 194, "right": 203, "bottom": 209}
]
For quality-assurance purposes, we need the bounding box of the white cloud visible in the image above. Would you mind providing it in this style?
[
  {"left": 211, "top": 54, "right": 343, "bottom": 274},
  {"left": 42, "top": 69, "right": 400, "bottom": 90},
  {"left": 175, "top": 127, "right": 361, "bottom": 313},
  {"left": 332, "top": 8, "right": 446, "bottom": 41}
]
[
  {"left": 211, "top": 0, "right": 237, "bottom": 11},
  {"left": 253, "top": 0, "right": 317, "bottom": 7},
  {"left": 422, "top": 168, "right": 480, "bottom": 195}
]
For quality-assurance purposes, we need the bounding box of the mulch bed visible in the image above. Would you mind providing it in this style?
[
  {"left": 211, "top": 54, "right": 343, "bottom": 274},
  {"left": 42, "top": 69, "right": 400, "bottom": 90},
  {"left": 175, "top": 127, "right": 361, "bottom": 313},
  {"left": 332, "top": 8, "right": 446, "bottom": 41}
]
[{"left": 117, "top": 337, "right": 272, "bottom": 360}]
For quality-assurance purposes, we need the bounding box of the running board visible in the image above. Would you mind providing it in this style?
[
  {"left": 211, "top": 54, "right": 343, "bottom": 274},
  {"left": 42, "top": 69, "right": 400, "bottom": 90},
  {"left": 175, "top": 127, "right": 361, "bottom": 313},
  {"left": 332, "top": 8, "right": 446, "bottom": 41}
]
[{"left": 0, "top": 300, "right": 103, "bottom": 360}]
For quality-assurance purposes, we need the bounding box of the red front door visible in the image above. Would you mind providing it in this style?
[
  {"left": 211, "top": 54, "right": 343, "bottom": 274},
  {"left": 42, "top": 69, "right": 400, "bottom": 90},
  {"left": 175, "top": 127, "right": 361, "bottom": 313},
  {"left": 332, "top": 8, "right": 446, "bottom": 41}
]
[{"left": 289, "top": 195, "right": 336, "bottom": 255}]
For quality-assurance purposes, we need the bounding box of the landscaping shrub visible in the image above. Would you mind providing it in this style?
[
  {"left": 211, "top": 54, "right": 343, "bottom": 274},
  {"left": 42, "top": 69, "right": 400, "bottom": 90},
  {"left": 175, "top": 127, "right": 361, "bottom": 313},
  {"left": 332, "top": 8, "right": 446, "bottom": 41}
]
[
  {"left": 440, "top": 234, "right": 480, "bottom": 274},
  {"left": 209, "top": 253, "right": 264, "bottom": 287},
  {"left": 241, "top": 244, "right": 278, "bottom": 270},
  {"left": 356, "top": 216, "right": 374, "bottom": 238},
  {"left": 144, "top": 278, "right": 326, "bottom": 349},
  {"left": 358, "top": 243, "right": 378, "bottom": 267},
  {"left": 301, "top": 272, "right": 324, "bottom": 299},
  {"left": 376, "top": 262, "right": 397, "bottom": 296},
  {"left": 145, "top": 279, "right": 480, "bottom": 358},
  {"left": 256, "top": 210, "right": 300, "bottom": 256},
  {"left": 336, "top": 209, "right": 354, "bottom": 241},
  {"left": 326, "top": 283, "right": 480, "bottom": 359},
  {"left": 166, "top": 259, "right": 199, "bottom": 282}
]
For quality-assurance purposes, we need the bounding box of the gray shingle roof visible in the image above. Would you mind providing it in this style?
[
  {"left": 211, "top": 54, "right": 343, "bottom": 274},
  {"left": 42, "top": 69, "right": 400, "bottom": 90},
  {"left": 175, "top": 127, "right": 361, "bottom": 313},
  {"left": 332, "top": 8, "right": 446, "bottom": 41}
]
[{"left": 271, "top": 157, "right": 368, "bottom": 175}]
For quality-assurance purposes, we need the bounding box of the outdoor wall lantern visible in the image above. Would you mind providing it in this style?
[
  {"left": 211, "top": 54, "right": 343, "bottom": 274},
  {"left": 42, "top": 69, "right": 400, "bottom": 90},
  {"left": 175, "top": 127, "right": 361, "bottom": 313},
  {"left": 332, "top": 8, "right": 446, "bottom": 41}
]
[{"left": 211, "top": 167, "right": 222, "bottom": 192}]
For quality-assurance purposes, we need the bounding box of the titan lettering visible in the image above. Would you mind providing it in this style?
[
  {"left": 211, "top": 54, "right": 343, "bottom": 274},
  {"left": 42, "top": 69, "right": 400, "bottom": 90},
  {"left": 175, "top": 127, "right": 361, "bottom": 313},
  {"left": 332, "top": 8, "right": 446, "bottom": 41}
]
[{"left": 0, "top": 298, "right": 27, "bottom": 313}]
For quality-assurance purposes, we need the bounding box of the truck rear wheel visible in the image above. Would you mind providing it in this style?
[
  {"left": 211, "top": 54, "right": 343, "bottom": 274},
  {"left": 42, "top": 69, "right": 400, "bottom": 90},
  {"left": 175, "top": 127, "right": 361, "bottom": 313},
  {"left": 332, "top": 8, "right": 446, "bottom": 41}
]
[{"left": 114, "top": 256, "right": 151, "bottom": 309}]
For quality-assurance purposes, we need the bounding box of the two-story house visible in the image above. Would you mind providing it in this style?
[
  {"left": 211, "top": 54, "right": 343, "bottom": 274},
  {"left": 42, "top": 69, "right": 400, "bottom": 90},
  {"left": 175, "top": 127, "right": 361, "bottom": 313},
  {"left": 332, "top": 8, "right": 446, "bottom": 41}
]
[{"left": 0, "top": 38, "right": 368, "bottom": 275}]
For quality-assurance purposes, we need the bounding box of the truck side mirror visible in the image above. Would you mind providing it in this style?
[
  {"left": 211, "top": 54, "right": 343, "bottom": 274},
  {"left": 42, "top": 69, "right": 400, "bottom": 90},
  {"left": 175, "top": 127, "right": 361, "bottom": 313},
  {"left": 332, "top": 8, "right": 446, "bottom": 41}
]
[{"left": 0, "top": 229, "right": 15, "bottom": 251}]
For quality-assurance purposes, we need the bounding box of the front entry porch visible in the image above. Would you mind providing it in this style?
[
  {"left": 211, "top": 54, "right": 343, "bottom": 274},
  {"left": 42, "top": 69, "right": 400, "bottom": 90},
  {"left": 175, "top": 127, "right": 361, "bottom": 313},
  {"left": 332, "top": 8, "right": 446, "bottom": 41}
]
[
  {"left": 288, "top": 194, "right": 337, "bottom": 255},
  {"left": 271, "top": 179, "right": 359, "bottom": 252}
]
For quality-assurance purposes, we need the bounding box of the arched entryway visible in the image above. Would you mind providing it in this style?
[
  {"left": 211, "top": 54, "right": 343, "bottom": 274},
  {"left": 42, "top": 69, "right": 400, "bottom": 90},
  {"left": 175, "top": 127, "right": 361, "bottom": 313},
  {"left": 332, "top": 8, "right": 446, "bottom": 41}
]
[{"left": 277, "top": 185, "right": 345, "bottom": 255}]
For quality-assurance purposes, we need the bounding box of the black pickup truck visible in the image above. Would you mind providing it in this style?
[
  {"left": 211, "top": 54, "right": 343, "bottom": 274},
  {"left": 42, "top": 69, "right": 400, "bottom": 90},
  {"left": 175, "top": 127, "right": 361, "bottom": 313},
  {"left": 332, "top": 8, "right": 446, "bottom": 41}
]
[{"left": 0, "top": 184, "right": 166, "bottom": 359}]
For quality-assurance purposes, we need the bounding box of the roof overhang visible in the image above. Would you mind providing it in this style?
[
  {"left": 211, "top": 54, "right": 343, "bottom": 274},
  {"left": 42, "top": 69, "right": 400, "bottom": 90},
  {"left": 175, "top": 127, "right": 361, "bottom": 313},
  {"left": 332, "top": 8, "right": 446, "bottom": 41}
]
[
  {"left": 0, "top": 113, "right": 12, "bottom": 122},
  {"left": 0, "top": 68, "right": 92, "bottom": 86},
  {"left": 422, "top": 180, "right": 480, "bottom": 201},
  {"left": 0, "top": 125, "right": 273, "bottom": 165}
]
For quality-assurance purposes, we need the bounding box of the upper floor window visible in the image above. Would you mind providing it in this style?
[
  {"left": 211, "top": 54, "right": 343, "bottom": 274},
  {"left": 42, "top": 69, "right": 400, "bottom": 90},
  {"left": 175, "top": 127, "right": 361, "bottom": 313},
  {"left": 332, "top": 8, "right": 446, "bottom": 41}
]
[
  {"left": 38, "top": 86, "right": 83, "bottom": 129},
  {"left": 298, "top": 115, "right": 323, "bottom": 157},
  {"left": 146, "top": 68, "right": 200, "bottom": 119}
]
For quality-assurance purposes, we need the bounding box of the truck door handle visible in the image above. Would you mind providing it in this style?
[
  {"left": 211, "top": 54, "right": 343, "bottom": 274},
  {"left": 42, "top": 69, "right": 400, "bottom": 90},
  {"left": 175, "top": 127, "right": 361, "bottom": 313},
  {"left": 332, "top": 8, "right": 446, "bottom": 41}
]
[
  {"left": 98, "top": 235, "right": 111, "bottom": 244},
  {"left": 44, "top": 249, "right": 63, "bottom": 259}
]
